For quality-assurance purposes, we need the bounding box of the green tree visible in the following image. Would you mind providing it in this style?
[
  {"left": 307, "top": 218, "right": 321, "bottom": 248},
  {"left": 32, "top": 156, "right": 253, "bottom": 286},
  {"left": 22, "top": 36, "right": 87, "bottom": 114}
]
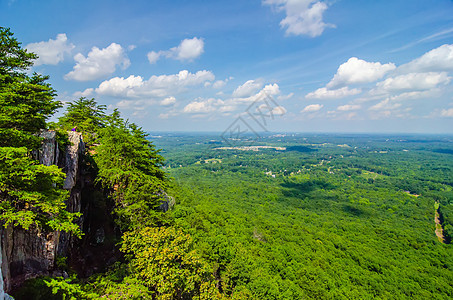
[
  {"left": 0, "top": 147, "right": 81, "bottom": 234},
  {"left": 57, "top": 97, "right": 106, "bottom": 145},
  {"left": 0, "top": 27, "right": 61, "bottom": 150},
  {"left": 94, "top": 110, "right": 168, "bottom": 230},
  {"left": 120, "top": 226, "right": 223, "bottom": 300},
  {"left": 0, "top": 28, "right": 80, "bottom": 235}
]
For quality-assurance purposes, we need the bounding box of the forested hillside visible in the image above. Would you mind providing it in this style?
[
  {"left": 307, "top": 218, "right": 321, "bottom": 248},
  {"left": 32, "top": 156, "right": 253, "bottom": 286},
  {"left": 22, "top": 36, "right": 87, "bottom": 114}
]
[{"left": 156, "top": 133, "right": 453, "bottom": 299}]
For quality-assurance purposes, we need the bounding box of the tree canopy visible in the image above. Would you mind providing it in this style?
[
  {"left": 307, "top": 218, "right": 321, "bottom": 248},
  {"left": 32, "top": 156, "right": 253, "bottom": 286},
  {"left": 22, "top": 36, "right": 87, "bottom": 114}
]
[
  {"left": 0, "top": 27, "right": 61, "bottom": 150},
  {"left": 57, "top": 97, "right": 106, "bottom": 145},
  {"left": 0, "top": 27, "right": 80, "bottom": 235}
]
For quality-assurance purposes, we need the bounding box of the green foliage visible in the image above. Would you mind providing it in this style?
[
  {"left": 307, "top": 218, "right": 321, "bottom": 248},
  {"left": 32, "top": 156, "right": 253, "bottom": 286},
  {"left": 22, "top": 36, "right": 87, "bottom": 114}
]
[
  {"left": 55, "top": 255, "right": 68, "bottom": 270},
  {"left": 0, "top": 27, "right": 61, "bottom": 150},
  {"left": 93, "top": 110, "right": 167, "bottom": 230},
  {"left": 0, "top": 28, "right": 80, "bottom": 236},
  {"left": 0, "top": 27, "right": 36, "bottom": 75},
  {"left": 57, "top": 97, "right": 106, "bottom": 145},
  {"left": 11, "top": 277, "right": 62, "bottom": 300},
  {"left": 154, "top": 133, "right": 453, "bottom": 299},
  {"left": 120, "top": 226, "right": 222, "bottom": 299},
  {"left": 0, "top": 147, "right": 81, "bottom": 235},
  {"left": 45, "top": 228, "right": 225, "bottom": 299},
  {"left": 45, "top": 276, "right": 99, "bottom": 300}
]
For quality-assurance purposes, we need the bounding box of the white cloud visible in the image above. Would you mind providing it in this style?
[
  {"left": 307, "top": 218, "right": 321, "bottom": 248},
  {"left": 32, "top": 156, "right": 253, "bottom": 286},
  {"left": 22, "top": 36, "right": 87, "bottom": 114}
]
[
  {"left": 399, "top": 44, "right": 453, "bottom": 73},
  {"left": 180, "top": 82, "right": 284, "bottom": 117},
  {"left": 219, "top": 105, "right": 237, "bottom": 112},
  {"left": 234, "top": 83, "right": 281, "bottom": 103},
  {"left": 73, "top": 88, "right": 94, "bottom": 98},
  {"left": 337, "top": 104, "right": 361, "bottom": 111},
  {"left": 96, "top": 70, "right": 214, "bottom": 98},
  {"left": 183, "top": 98, "right": 223, "bottom": 113},
  {"left": 147, "top": 51, "right": 161, "bottom": 64},
  {"left": 306, "top": 86, "right": 361, "bottom": 99},
  {"left": 304, "top": 45, "right": 453, "bottom": 120},
  {"left": 213, "top": 79, "right": 228, "bottom": 89},
  {"left": 264, "top": 0, "right": 335, "bottom": 37},
  {"left": 172, "top": 37, "right": 204, "bottom": 61},
  {"left": 272, "top": 106, "right": 287, "bottom": 115},
  {"left": 232, "top": 79, "right": 264, "bottom": 97},
  {"left": 302, "top": 104, "right": 323, "bottom": 112},
  {"left": 65, "top": 43, "right": 130, "bottom": 81},
  {"left": 369, "top": 99, "right": 402, "bottom": 111},
  {"left": 116, "top": 99, "right": 151, "bottom": 110},
  {"left": 327, "top": 57, "right": 396, "bottom": 88},
  {"left": 160, "top": 96, "right": 176, "bottom": 106},
  {"left": 441, "top": 108, "right": 453, "bottom": 117},
  {"left": 96, "top": 75, "right": 144, "bottom": 97},
  {"left": 373, "top": 72, "right": 451, "bottom": 93},
  {"left": 278, "top": 92, "right": 294, "bottom": 101},
  {"left": 147, "top": 37, "right": 204, "bottom": 64},
  {"left": 26, "top": 33, "right": 74, "bottom": 66}
]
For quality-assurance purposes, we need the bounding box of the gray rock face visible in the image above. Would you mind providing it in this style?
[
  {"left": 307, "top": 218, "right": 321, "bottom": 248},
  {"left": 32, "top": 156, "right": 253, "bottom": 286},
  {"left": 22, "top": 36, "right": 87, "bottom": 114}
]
[
  {"left": 0, "top": 227, "right": 60, "bottom": 291},
  {"left": 36, "top": 130, "right": 59, "bottom": 167},
  {"left": 0, "top": 131, "right": 84, "bottom": 292},
  {"left": 64, "top": 132, "right": 84, "bottom": 190}
]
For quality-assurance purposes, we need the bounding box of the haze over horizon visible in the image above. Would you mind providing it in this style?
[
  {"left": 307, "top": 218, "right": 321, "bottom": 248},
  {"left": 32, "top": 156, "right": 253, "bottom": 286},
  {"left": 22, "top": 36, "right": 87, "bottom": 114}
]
[{"left": 2, "top": 0, "right": 453, "bottom": 133}]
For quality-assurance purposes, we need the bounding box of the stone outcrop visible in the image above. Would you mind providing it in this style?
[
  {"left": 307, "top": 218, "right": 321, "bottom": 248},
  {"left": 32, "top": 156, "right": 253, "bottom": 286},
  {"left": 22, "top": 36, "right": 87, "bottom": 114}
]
[
  {"left": 0, "top": 131, "right": 84, "bottom": 293},
  {"left": 35, "top": 130, "right": 60, "bottom": 167},
  {"left": 64, "top": 132, "right": 85, "bottom": 190}
]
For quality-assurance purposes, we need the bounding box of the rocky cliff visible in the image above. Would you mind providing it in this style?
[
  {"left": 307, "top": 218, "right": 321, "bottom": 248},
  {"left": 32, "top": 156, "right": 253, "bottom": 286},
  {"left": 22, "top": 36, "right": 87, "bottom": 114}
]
[{"left": 0, "top": 131, "right": 84, "bottom": 293}]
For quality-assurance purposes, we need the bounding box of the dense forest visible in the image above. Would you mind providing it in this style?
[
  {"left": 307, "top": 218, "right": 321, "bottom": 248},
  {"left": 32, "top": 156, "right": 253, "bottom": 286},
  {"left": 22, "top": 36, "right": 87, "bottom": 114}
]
[
  {"left": 154, "top": 133, "right": 453, "bottom": 299},
  {"left": 2, "top": 27, "right": 453, "bottom": 299}
]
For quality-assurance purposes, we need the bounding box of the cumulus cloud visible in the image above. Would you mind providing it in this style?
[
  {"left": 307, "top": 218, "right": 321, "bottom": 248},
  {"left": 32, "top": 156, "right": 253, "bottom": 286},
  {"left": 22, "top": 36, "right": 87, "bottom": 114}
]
[
  {"left": 213, "top": 80, "right": 227, "bottom": 89},
  {"left": 337, "top": 104, "right": 361, "bottom": 111},
  {"left": 303, "top": 44, "right": 453, "bottom": 122},
  {"left": 26, "top": 33, "right": 74, "bottom": 66},
  {"left": 372, "top": 72, "right": 451, "bottom": 93},
  {"left": 147, "top": 37, "right": 204, "bottom": 64},
  {"left": 96, "top": 75, "right": 143, "bottom": 97},
  {"left": 147, "top": 51, "right": 161, "bottom": 64},
  {"left": 272, "top": 106, "right": 287, "bottom": 115},
  {"left": 327, "top": 57, "right": 396, "bottom": 89},
  {"left": 65, "top": 43, "right": 130, "bottom": 81},
  {"left": 302, "top": 104, "right": 323, "bottom": 112},
  {"left": 96, "top": 70, "right": 214, "bottom": 98},
  {"left": 232, "top": 79, "right": 264, "bottom": 97},
  {"left": 160, "top": 96, "right": 176, "bottom": 106},
  {"left": 180, "top": 82, "right": 283, "bottom": 116},
  {"left": 173, "top": 37, "right": 204, "bottom": 61},
  {"left": 116, "top": 99, "right": 154, "bottom": 111},
  {"left": 264, "top": 0, "right": 335, "bottom": 37},
  {"left": 306, "top": 87, "right": 361, "bottom": 99},
  {"left": 440, "top": 108, "right": 453, "bottom": 117},
  {"left": 398, "top": 44, "right": 453, "bottom": 73},
  {"left": 183, "top": 98, "right": 223, "bottom": 113},
  {"left": 233, "top": 83, "right": 281, "bottom": 104},
  {"left": 73, "top": 88, "right": 94, "bottom": 98},
  {"left": 212, "top": 77, "right": 233, "bottom": 89}
]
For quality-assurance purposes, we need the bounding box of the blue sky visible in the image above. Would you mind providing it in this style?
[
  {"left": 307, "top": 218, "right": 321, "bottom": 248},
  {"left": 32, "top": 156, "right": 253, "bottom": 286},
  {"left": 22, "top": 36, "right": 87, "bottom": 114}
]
[{"left": 2, "top": 0, "right": 453, "bottom": 133}]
